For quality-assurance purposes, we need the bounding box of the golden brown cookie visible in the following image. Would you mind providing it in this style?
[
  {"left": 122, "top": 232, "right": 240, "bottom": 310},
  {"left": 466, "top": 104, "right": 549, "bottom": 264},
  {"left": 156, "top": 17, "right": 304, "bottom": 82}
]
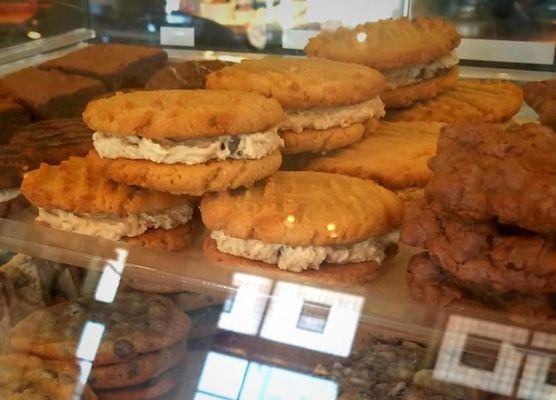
[
  {"left": 201, "top": 171, "right": 403, "bottom": 246},
  {"left": 387, "top": 80, "right": 523, "bottom": 123},
  {"left": 0, "top": 354, "right": 97, "bottom": 400},
  {"left": 90, "top": 340, "right": 187, "bottom": 389},
  {"left": 305, "top": 17, "right": 460, "bottom": 70},
  {"left": 95, "top": 366, "right": 181, "bottom": 400},
  {"left": 10, "top": 292, "right": 191, "bottom": 366},
  {"left": 83, "top": 90, "right": 284, "bottom": 139},
  {"left": 203, "top": 235, "right": 389, "bottom": 285},
  {"left": 21, "top": 157, "right": 189, "bottom": 215},
  {"left": 306, "top": 121, "right": 443, "bottom": 190},
  {"left": 125, "top": 222, "right": 195, "bottom": 252},
  {"left": 281, "top": 123, "right": 366, "bottom": 154},
  {"left": 381, "top": 66, "right": 459, "bottom": 108},
  {"left": 88, "top": 149, "right": 282, "bottom": 196},
  {"left": 206, "top": 57, "right": 385, "bottom": 110}
]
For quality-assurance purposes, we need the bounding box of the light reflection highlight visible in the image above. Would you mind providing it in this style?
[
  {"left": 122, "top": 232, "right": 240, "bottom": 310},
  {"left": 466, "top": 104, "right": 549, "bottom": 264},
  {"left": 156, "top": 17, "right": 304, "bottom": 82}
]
[
  {"left": 195, "top": 351, "right": 338, "bottom": 399},
  {"left": 94, "top": 248, "right": 128, "bottom": 304},
  {"left": 356, "top": 32, "right": 367, "bottom": 42},
  {"left": 217, "top": 273, "right": 273, "bottom": 335},
  {"left": 260, "top": 282, "right": 363, "bottom": 356}
]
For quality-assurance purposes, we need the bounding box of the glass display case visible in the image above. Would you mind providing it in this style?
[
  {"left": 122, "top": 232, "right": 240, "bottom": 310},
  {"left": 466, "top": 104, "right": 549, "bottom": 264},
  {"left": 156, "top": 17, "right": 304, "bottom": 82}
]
[{"left": 0, "top": 1, "right": 555, "bottom": 400}]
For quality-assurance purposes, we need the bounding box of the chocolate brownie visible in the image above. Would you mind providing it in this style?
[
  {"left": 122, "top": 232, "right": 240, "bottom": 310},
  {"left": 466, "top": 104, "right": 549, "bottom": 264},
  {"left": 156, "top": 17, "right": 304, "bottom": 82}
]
[
  {"left": 10, "top": 118, "right": 93, "bottom": 165},
  {"left": 407, "top": 252, "right": 556, "bottom": 319},
  {"left": 0, "top": 98, "right": 31, "bottom": 144},
  {"left": 0, "top": 67, "right": 106, "bottom": 119},
  {"left": 146, "top": 60, "right": 233, "bottom": 90},
  {"left": 0, "top": 144, "right": 35, "bottom": 190},
  {"left": 524, "top": 79, "right": 556, "bottom": 130},
  {"left": 403, "top": 198, "right": 556, "bottom": 294},
  {"left": 41, "top": 44, "right": 168, "bottom": 90},
  {"left": 426, "top": 122, "right": 556, "bottom": 234}
]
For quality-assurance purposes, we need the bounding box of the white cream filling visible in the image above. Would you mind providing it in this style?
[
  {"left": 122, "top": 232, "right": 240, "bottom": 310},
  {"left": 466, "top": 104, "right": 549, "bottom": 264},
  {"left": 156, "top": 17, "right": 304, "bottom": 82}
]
[
  {"left": 93, "top": 128, "right": 283, "bottom": 165},
  {"left": 37, "top": 204, "right": 193, "bottom": 241},
  {"left": 383, "top": 51, "right": 459, "bottom": 90},
  {"left": 279, "top": 96, "right": 385, "bottom": 133},
  {"left": 211, "top": 230, "right": 399, "bottom": 272},
  {"left": 0, "top": 189, "right": 20, "bottom": 203}
]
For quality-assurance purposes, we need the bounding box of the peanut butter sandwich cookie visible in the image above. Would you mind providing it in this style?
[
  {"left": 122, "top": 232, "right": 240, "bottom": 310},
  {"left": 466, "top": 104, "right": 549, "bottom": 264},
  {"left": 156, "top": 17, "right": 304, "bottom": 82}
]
[
  {"left": 306, "top": 121, "right": 444, "bottom": 193},
  {"left": 85, "top": 90, "right": 284, "bottom": 195},
  {"left": 206, "top": 57, "right": 385, "bottom": 154},
  {"left": 10, "top": 292, "right": 191, "bottom": 366},
  {"left": 201, "top": 171, "right": 403, "bottom": 284},
  {"left": 305, "top": 17, "right": 461, "bottom": 108},
  {"left": 21, "top": 157, "right": 195, "bottom": 251}
]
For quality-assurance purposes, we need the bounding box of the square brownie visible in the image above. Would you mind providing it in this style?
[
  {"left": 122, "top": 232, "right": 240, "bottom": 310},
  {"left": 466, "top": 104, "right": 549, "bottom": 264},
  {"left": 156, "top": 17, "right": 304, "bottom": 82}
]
[
  {"left": 40, "top": 44, "right": 168, "bottom": 90},
  {"left": 0, "top": 99, "right": 31, "bottom": 144},
  {"left": 10, "top": 118, "right": 93, "bottom": 165},
  {"left": 0, "top": 67, "right": 106, "bottom": 120}
]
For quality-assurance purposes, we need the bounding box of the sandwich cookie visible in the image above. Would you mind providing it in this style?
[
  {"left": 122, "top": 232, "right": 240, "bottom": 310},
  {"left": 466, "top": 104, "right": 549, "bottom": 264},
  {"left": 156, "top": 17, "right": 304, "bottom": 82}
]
[
  {"left": 21, "top": 157, "right": 195, "bottom": 251},
  {"left": 387, "top": 80, "right": 523, "bottom": 123},
  {"left": 206, "top": 57, "right": 386, "bottom": 154},
  {"left": 201, "top": 171, "right": 403, "bottom": 284},
  {"left": 84, "top": 90, "right": 284, "bottom": 195},
  {"left": 305, "top": 17, "right": 461, "bottom": 108},
  {"left": 306, "top": 121, "right": 444, "bottom": 192}
]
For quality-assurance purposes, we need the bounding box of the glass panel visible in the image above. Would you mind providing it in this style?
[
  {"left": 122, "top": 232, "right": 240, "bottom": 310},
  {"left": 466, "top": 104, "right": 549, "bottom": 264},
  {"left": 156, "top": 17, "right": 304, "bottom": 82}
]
[
  {"left": 0, "top": 0, "right": 88, "bottom": 50},
  {"left": 89, "top": 0, "right": 405, "bottom": 52}
]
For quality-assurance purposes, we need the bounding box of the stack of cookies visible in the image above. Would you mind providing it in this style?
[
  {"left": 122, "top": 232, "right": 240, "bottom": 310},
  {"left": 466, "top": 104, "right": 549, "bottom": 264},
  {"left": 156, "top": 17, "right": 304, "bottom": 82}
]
[
  {"left": 402, "top": 122, "right": 556, "bottom": 319},
  {"left": 305, "top": 17, "right": 524, "bottom": 125},
  {"left": 305, "top": 17, "right": 461, "bottom": 109},
  {"left": 9, "top": 292, "right": 191, "bottom": 400}
]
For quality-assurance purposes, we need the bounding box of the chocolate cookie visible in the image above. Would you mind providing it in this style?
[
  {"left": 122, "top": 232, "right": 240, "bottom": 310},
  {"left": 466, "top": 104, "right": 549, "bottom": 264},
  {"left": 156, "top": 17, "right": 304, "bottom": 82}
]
[{"left": 426, "top": 122, "right": 556, "bottom": 233}]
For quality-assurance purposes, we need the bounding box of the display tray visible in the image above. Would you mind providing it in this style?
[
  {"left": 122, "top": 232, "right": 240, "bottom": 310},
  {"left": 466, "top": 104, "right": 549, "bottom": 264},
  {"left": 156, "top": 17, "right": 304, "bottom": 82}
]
[{"left": 1, "top": 45, "right": 556, "bottom": 399}]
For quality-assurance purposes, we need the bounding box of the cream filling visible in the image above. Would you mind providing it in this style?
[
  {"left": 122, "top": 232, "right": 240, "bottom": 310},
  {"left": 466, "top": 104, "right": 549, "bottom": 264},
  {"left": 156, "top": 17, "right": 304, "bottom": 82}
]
[
  {"left": 0, "top": 189, "right": 20, "bottom": 203},
  {"left": 211, "top": 230, "right": 399, "bottom": 272},
  {"left": 93, "top": 128, "right": 283, "bottom": 165},
  {"left": 383, "top": 51, "right": 459, "bottom": 90},
  {"left": 37, "top": 204, "right": 193, "bottom": 241},
  {"left": 279, "top": 96, "right": 385, "bottom": 133}
]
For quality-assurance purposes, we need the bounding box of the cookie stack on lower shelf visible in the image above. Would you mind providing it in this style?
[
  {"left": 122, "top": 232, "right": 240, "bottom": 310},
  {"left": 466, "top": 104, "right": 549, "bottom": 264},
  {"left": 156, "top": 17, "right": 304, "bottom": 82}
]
[
  {"left": 402, "top": 122, "right": 556, "bottom": 319},
  {"left": 9, "top": 292, "right": 192, "bottom": 400}
]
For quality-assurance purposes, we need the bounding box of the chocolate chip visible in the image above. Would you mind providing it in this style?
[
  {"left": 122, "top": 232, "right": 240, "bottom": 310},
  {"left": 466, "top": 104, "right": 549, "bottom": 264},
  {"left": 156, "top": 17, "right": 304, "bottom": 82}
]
[
  {"left": 113, "top": 338, "right": 136, "bottom": 360},
  {"left": 228, "top": 136, "right": 240, "bottom": 155}
]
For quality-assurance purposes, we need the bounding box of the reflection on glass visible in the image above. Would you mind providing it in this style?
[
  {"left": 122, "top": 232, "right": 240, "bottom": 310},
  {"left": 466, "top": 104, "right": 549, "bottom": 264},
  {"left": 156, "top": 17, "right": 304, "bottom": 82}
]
[
  {"left": 197, "top": 352, "right": 249, "bottom": 399},
  {"left": 196, "top": 351, "right": 337, "bottom": 400},
  {"left": 76, "top": 321, "right": 106, "bottom": 362},
  {"left": 217, "top": 273, "right": 273, "bottom": 335},
  {"left": 305, "top": 0, "right": 402, "bottom": 26},
  {"left": 260, "top": 282, "right": 364, "bottom": 357},
  {"left": 94, "top": 248, "right": 128, "bottom": 304},
  {"left": 74, "top": 321, "right": 106, "bottom": 399},
  {"left": 434, "top": 315, "right": 528, "bottom": 396}
]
